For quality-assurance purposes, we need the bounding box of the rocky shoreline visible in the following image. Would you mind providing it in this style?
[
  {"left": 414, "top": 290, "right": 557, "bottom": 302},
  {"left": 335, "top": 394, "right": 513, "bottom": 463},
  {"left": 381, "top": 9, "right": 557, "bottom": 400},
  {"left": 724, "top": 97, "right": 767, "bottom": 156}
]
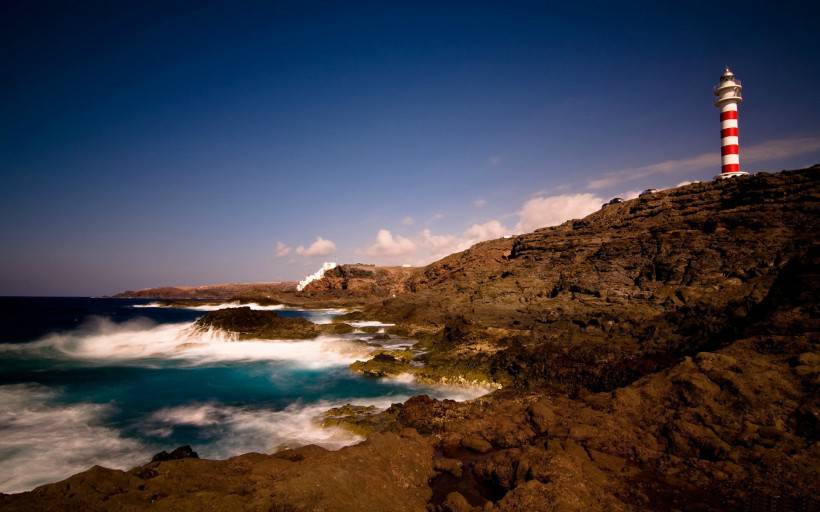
[{"left": 3, "top": 168, "right": 818, "bottom": 511}]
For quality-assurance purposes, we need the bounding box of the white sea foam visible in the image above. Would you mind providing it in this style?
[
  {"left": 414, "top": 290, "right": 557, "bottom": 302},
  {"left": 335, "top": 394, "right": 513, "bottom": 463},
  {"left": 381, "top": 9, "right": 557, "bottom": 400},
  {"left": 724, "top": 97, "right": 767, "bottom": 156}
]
[
  {"left": 297, "top": 261, "right": 337, "bottom": 291},
  {"left": 350, "top": 321, "right": 395, "bottom": 328},
  {"left": 141, "top": 400, "right": 387, "bottom": 456},
  {"left": 131, "top": 302, "right": 346, "bottom": 325},
  {"left": 0, "top": 384, "right": 147, "bottom": 494},
  {"left": 133, "top": 301, "right": 285, "bottom": 311},
  {"left": 0, "top": 386, "right": 397, "bottom": 494},
  {"left": 0, "top": 378, "right": 489, "bottom": 494},
  {"left": 0, "top": 317, "right": 374, "bottom": 368},
  {"left": 381, "top": 373, "right": 496, "bottom": 401}
]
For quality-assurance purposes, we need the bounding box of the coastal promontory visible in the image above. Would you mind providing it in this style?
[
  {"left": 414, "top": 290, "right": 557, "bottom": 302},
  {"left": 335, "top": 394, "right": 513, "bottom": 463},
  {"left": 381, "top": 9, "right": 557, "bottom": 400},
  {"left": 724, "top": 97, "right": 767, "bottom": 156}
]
[{"left": 4, "top": 168, "right": 818, "bottom": 511}]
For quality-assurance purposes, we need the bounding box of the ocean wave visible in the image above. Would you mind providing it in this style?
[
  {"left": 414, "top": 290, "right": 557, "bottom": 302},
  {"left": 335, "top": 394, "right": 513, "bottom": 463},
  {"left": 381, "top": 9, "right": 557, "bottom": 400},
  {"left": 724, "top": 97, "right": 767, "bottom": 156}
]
[
  {"left": 0, "top": 317, "right": 375, "bottom": 368},
  {"left": 349, "top": 320, "right": 395, "bottom": 328},
  {"left": 140, "top": 399, "right": 386, "bottom": 456},
  {"left": 131, "top": 302, "right": 347, "bottom": 325},
  {"left": 0, "top": 384, "right": 147, "bottom": 494},
  {"left": 0, "top": 386, "right": 396, "bottom": 494},
  {"left": 132, "top": 301, "right": 285, "bottom": 311}
]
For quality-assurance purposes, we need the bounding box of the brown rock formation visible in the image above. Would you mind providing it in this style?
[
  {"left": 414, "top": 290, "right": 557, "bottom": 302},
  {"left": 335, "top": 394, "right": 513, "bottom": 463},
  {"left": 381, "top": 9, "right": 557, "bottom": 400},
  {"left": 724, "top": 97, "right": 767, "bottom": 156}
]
[
  {"left": 301, "top": 263, "right": 419, "bottom": 297},
  {"left": 365, "top": 169, "right": 820, "bottom": 393},
  {"left": 193, "top": 307, "right": 318, "bottom": 339},
  {"left": 0, "top": 430, "right": 434, "bottom": 512}
]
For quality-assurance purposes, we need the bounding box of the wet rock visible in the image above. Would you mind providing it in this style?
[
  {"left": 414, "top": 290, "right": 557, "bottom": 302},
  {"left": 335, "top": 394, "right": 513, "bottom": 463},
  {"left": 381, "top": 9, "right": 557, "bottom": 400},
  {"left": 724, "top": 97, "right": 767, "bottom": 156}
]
[
  {"left": 321, "top": 404, "right": 399, "bottom": 435},
  {"left": 350, "top": 350, "right": 415, "bottom": 377},
  {"left": 194, "top": 307, "right": 318, "bottom": 339},
  {"left": 319, "top": 322, "right": 355, "bottom": 334}
]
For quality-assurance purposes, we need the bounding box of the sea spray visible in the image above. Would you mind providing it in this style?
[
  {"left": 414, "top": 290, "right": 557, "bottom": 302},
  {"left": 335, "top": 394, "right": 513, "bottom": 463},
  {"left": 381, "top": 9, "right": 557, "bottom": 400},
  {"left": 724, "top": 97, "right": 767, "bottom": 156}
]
[
  {"left": 0, "top": 384, "right": 146, "bottom": 494},
  {"left": 0, "top": 316, "right": 375, "bottom": 368},
  {"left": 133, "top": 301, "right": 286, "bottom": 311},
  {"left": 296, "top": 262, "right": 337, "bottom": 291}
]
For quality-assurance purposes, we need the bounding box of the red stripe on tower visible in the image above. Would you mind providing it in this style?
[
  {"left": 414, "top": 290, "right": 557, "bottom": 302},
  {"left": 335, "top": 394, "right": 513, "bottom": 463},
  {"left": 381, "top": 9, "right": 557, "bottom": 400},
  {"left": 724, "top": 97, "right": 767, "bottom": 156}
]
[
  {"left": 713, "top": 68, "right": 747, "bottom": 178},
  {"left": 721, "top": 144, "right": 740, "bottom": 155}
]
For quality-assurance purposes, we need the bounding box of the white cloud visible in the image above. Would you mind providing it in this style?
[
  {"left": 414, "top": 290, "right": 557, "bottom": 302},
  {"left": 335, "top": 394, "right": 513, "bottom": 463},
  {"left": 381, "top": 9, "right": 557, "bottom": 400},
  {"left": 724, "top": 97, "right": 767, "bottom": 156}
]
[
  {"left": 417, "top": 229, "right": 465, "bottom": 261},
  {"left": 472, "top": 198, "right": 487, "bottom": 208},
  {"left": 419, "top": 229, "right": 458, "bottom": 250},
  {"left": 621, "top": 190, "right": 640, "bottom": 201},
  {"left": 515, "top": 193, "right": 602, "bottom": 233},
  {"left": 588, "top": 153, "right": 717, "bottom": 190},
  {"left": 364, "top": 229, "right": 416, "bottom": 257},
  {"left": 360, "top": 194, "right": 602, "bottom": 266},
  {"left": 743, "top": 136, "right": 820, "bottom": 162},
  {"left": 275, "top": 242, "right": 292, "bottom": 257},
  {"left": 401, "top": 216, "right": 415, "bottom": 226},
  {"left": 464, "top": 220, "right": 508, "bottom": 241},
  {"left": 360, "top": 221, "right": 512, "bottom": 267},
  {"left": 432, "top": 212, "right": 445, "bottom": 221},
  {"left": 587, "top": 135, "right": 820, "bottom": 190},
  {"left": 296, "top": 237, "right": 337, "bottom": 257}
]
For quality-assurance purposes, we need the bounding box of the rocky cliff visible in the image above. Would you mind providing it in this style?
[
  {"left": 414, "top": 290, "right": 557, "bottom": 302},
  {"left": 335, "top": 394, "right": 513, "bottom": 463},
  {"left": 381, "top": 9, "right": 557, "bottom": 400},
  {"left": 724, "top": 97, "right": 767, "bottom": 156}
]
[
  {"left": 5, "top": 168, "right": 818, "bottom": 511},
  {"left": 360, "top": 168, "right": 820, "bottom": 392},
  {"left": 300, "top": 263, "right": 419, "bottom": 297}
]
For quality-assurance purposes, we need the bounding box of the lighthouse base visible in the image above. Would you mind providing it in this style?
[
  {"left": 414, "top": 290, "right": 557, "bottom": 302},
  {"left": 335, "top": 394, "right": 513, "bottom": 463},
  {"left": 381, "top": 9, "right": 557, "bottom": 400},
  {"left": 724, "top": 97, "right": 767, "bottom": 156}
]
[{"left": 715, "top": 171, "right": 750, "bottom": 180}]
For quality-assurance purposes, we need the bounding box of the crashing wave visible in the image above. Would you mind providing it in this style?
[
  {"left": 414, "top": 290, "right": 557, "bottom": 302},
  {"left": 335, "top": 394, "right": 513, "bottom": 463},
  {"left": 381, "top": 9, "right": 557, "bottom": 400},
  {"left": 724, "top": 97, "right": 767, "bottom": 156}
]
[
  {"left": 296, "top": 262, "right": 337, "bottom": 291},
  {"left": 0, "top": 384, "right": 146, "bottom": 493},
  {"left": 133, "top": 301, "right": 285, "bottom": 311},
  {"left": 0, "top": 317, "right": 374, "bottom": 368}
]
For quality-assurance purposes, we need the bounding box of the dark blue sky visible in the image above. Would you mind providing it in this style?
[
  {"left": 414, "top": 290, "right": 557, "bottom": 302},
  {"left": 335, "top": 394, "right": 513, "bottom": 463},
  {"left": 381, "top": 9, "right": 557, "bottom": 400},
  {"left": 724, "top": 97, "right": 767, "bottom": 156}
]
[{"left": 2, "top": 1, "right": 819, "bottom": 296}]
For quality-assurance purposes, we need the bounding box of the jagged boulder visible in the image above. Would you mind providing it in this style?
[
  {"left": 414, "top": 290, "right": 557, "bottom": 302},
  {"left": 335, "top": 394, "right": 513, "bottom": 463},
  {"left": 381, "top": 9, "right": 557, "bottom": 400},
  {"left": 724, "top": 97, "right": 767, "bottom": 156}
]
[{"left": 194, "top": 307, "right": 318, "bottom": 339}]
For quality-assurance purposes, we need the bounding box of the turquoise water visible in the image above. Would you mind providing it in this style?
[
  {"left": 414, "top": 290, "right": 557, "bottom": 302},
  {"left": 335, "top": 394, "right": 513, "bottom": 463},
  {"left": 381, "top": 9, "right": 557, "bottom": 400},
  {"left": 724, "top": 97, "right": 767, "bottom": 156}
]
[{"left": 0, "top": 298, "right": 484, "bottom": 493}]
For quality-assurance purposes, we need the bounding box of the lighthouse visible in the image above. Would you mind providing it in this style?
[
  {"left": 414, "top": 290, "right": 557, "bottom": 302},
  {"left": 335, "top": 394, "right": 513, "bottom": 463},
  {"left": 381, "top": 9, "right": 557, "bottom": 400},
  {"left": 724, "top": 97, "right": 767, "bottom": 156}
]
[{"left": 714, "top": 67, "right": 748, "bottom": 178}]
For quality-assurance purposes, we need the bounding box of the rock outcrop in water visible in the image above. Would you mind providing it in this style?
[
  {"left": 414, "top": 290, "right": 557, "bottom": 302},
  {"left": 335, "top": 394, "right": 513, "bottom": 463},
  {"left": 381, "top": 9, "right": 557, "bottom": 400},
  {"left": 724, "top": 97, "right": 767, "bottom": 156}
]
[
  {"left": 4, "top": 168, "right": 818, "bottom": 511},
  {"left": 194, "top": 307, "right": 319, "bottom": 339}
]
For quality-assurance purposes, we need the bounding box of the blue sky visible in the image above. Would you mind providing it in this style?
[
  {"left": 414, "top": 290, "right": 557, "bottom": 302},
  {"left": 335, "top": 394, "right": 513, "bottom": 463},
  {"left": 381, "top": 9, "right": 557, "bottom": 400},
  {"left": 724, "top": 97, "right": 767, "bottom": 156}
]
[{"left": 2, "top": 1, "right": 819, "bottom": 296}]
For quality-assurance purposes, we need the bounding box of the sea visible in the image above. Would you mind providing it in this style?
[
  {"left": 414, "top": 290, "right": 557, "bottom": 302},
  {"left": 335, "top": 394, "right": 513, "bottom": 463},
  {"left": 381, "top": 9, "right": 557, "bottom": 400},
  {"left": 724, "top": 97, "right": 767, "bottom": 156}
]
[{"left": 0, "top": 297, "right": 487, "bottom": 494}]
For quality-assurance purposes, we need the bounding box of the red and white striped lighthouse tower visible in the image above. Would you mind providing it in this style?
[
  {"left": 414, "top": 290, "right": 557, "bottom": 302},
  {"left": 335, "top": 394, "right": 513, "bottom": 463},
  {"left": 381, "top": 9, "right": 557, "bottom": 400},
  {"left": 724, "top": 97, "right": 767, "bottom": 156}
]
[{"left": 714, "top": 67, "right": 748, "bottom": 178}]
